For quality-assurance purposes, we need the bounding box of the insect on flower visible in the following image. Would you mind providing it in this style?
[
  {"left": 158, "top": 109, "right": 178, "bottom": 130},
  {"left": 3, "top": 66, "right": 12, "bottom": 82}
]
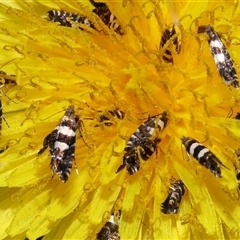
[
  {"left": 226, "top": 108, "right": 240, "bottom": 122},
  {"left": 98, "top": 109, "right": 125, "bottom": 126},
  {"left": 0, "top": 100, "right": 9, "bottom": 134},
  {"left": 226, "top": 108, "right": 240, "bottom": 120},
  {"left": 235, "top": 112, "right": 240, "bottom": 120},
  {"left": 197, "top": 24, "right": 239, "bottom": 88},
  {"left": 181, "top": 136, "right": 228, "bottom": 177},
  {"left": 234, "top": 149, "right": 240, "bottom": 191},
  {"left": 37, "top": 105, "right": 84, "bottom": 182},
  {"left": 89, "top": 0, "right": 124, "bottom": 35},
  {"left": 47, "top": 9, "right": 94, "bottom": 29},
  {"left": 25, "top": 236, "right": 44, "bottom": 240},
  {"left": 0, "top": 70, "right": 16, "bottom": 134},
  {"left": 96, "top": 212, "right": 121, "bottom": 240},
  {"left": 116, "top": 111, "right": 169, "bottom": 175},
  {"left": 0, "top": 144, "right": 8, "bottom": 154},
  {"left": 161, "top": 179, "right": 185, "bottom": 214},
  {"left": 0, "top": 70, "right": 17, "bottom": 85},
  {"left": 160, "top": 25, "right": 181, "bottom": 64},
  {"left": 95, "top": 109, "right": 125, "bottom": 126},
  {"left": 84, "top": 102, "right": 125, "bottom": 126}
]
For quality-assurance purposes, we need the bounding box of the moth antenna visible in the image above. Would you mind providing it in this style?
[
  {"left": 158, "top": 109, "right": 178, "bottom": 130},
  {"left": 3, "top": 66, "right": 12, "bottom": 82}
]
[
  {"left": 198, "top": 134, "right": 209, "bottom": 144},
  {"left": 73, "top": 157, "right": 79, "bottom": 175},
  {"left": 181, "top": 139, "right": 191, "bottom": 161},
  {"left": 82, "top": 117, "right": 95, "bottom": 120},
  {"left": 78, "top": 119, "right": 91, "bottom": 148},
  {"left": 227, "top": 107, "right": 233, "bottom": 118},
  {"left": 0, "top": 58, "right": 18, "bottom": 70},
  {"left": 2, "top": 116, "right": 10, "bottom": 129},
  {"left": 83, "top": 101, "right": 99, "bottom": 112},
  {"left": 39, "top": 109, "right": 65, "bottom": 121},
  {"left": 0, "top": 84, "right": 17, "bottom": 104}
]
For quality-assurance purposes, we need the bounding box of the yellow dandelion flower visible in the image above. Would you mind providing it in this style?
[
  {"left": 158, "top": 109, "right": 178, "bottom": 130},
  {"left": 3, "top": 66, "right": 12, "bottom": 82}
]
[{"left": 1, "top": 0, "right": 240, "bottom": 239}]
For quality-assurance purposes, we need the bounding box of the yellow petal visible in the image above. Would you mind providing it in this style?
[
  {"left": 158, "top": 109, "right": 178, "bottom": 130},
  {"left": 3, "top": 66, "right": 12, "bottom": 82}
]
[{"left": 6, "top": 189, "right": 52, "bottom": 237}]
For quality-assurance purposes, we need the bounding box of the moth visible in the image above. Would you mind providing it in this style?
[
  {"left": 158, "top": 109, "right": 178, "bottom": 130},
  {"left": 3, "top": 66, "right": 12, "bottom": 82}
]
[
  {"left": 160, "top": 25, "right": 181, "bottom": 64},
  {"left": 161, "top": 179, "right": 185, "bottom": 214},
  {"left": 116, "top": 111, "right": 169, "bottom": 174},
  {"left": 181, "top": 136, "right": 228, "bottom": 177},
  {"left": 38, "top": 105, "right": 83, "bottom": 182},
  {"left": 234, "top": 149, "right": 240, "bottom": 191},
  {"left": 0, "top": 59, "right": 18, "bottom": 153},
  {"left": 96, "top": 212, "right": 121, "bottom": 240},
  {"left": 0, "top": 70, "right": 16, "bottom": 135},
  {"left": 89, "top": 0, "right": 123, "bottom": 35},
  {"left": 235, "top": 112, "right": 240, "bottom": 120},
  {"left": 198, "top": 24, "right": 239, "bottom": 88},
  {"left": 98, "top": 109, "right": 125, "bottom": 126},
  {"left": 47, "top": 9, "right": 94, "bottom": 29},
  {"left": 84, "top": 102, "right": 125, "bottom": 126},
  {"left": 0, "top": 70, "right": 17, "bottom": 85}
]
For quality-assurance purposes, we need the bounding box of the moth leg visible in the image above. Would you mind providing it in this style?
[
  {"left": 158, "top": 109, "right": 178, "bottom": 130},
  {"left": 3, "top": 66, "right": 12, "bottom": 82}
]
[
  {"left": 73, "top": 157, "right": 79, "bottom": 175},
  {"left": 50, "top": 171, "right": 55, "bottom": 181},
  {"left": 0, "top": 145, "right": 8, "bottom": 154},
  {"left": 37, "top": 129, "right": 58, "bottom": 155},
  {"left": 78, "top": 119, "right": 90, "bottom": 147},
  {"left": 116, "top": 163, "right": 125, "bottom": 174}
]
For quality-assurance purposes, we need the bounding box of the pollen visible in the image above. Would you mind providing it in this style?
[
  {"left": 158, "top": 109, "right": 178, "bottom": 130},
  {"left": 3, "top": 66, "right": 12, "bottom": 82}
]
[{"left": 0, "top": 1, "right": 240, "bottom": 240}]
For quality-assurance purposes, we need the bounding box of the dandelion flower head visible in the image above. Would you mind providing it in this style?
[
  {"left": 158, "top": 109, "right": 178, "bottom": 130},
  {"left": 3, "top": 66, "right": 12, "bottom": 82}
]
[{"left": 0, "top": 0, "right": 240, "bottom": 239}]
